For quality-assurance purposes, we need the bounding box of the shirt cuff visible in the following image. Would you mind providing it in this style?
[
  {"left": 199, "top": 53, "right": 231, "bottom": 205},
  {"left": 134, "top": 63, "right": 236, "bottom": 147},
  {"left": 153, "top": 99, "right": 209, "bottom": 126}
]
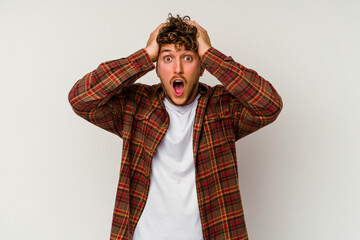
[{"left": 127, "top": 49, "right": 155, "bottom": 73}]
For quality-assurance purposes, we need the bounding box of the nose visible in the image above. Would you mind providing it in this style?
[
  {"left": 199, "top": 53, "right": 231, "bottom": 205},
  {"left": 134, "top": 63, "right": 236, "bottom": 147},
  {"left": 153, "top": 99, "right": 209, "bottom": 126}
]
[{"left": 174, "top": 59, "right": 183, "bottom": 74}]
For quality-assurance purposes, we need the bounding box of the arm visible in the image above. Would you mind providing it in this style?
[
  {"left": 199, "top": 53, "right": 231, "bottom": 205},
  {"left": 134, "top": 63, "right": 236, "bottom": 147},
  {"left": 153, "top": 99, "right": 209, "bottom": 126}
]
[
  {"left": 192, "top": 21, "right": 283, "bottom": 139},
  {"left": 68, "top": 50, "right": 154, "bottom": 137},
  {"left": 201, "top": 48, "right": 283, "bottom": 139},
  {"left": 68, "top": 24, "right": 165, "bottom": 137}
]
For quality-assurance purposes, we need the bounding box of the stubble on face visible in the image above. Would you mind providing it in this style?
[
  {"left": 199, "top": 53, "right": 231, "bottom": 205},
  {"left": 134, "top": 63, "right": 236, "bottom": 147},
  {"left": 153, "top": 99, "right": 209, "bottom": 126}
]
[{"left": 156, "top": 44, "right": 201, "bottom": 106}]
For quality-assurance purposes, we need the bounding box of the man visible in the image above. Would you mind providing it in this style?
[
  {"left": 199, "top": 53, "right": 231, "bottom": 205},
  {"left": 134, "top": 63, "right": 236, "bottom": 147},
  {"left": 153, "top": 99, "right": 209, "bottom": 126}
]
[{"left": 69, "top": 14, "right": 282, "bottom": 240}]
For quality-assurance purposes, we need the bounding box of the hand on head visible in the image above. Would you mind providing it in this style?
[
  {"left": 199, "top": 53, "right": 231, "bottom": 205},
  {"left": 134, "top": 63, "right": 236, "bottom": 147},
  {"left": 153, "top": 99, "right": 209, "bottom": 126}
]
[
  {"left": 187, "top": 21, "right": 212, "bottom": 58},
  {"left": 145, "top": 23, "right": 165, "bottom": 62},
  {"left": 145, "top": 19, "right": 212, "bottom": 62}
]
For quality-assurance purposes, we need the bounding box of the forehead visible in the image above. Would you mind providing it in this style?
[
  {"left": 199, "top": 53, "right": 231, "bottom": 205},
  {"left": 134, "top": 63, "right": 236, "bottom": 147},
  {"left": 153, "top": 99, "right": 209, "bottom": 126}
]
[{"left": 159, "top": 44, "right": 197, "bottom": 55}]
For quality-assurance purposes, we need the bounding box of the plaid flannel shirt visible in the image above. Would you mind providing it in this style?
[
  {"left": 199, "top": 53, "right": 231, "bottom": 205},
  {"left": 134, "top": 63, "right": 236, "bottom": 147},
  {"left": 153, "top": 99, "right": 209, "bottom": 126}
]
[{"left": 69, "top": 48, "right": 282, "bottom": 239}]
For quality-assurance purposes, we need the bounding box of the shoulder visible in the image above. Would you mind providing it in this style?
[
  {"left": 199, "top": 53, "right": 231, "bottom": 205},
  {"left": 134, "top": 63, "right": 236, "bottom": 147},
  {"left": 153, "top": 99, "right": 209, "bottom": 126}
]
[
  {"left": 201, "top": 83, "right": 241, "bottom": 118},
  {"left": 119, "top": 83, "right": 160, "bottom": 99},
  {"left": 201, "top": 83, "right": 234, "bottom": 104}
]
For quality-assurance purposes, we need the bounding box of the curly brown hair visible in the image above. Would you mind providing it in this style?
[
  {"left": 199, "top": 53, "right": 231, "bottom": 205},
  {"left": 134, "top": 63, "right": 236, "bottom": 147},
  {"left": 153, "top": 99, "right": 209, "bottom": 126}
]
[{"left": 157, "top": 14, "right": 198, "bottom": 52}]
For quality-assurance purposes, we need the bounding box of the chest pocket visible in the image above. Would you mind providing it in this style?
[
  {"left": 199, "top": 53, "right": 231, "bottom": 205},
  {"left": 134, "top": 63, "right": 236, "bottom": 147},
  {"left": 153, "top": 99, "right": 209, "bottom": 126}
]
[
  {"left": 203, "top": 108, "right": 235, "bottom": 145},
  {"left": 133, "top": 106, "right": 168, "bottom": 156},
  {"left": 204, "top": 108, "right": 231, "bottom": 122}
]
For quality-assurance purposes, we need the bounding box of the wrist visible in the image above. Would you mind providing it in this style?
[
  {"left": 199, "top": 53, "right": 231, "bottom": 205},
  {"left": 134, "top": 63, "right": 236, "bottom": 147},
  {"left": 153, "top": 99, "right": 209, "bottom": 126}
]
[
  {"left": 198, "top": 46, "right": 211, "bottom": 58},
  {"left": 145, "top": 47, "right": 158, "bottom": 62}
]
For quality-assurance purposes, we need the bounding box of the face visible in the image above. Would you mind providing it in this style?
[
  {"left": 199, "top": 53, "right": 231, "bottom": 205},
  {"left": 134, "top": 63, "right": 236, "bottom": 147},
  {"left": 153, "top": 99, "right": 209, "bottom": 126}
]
[{"left": 156, "top": 44, "right": 202, "bottom": 106}]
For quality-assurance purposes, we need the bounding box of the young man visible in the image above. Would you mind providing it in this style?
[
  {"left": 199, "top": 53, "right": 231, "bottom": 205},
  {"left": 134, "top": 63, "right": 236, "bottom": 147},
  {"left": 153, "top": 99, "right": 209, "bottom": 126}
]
[{"left": 69, "top": 15, "right": 282, "bottom": 240}]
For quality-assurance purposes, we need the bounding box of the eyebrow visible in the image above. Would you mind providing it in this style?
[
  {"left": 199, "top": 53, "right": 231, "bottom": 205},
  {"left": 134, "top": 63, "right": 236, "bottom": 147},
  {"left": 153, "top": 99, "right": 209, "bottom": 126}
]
[
  {"left": 159, "top": 49, "right": 195, "bottom": 55},
  {"left": 159, "top": 49, "right": 173, "bottom": 54}
]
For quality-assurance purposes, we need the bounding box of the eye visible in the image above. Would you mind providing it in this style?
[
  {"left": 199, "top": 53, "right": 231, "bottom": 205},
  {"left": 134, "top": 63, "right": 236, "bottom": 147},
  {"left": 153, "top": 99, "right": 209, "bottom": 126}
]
[
  {"left": 164, "top": 56, "right": 172, "bottom": 62},
  {"left": 184, "top": 55, "right": 193, "bottom": 61}
]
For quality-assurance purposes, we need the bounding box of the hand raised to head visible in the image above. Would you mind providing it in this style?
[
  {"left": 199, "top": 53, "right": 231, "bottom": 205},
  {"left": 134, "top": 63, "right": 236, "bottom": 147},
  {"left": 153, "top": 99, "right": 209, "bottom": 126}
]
[
  {"left": 188, "top": 21, "right": 212, "bottom": 58},
  {"left": 145, "top": 23, "right": 165, "bottom": 62}
]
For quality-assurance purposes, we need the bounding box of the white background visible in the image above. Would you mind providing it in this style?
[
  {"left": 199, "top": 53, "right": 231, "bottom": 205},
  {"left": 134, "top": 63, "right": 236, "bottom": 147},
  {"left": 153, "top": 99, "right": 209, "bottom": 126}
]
[{"left": 1, "top": 0, "right": 359, "bottom": 239}]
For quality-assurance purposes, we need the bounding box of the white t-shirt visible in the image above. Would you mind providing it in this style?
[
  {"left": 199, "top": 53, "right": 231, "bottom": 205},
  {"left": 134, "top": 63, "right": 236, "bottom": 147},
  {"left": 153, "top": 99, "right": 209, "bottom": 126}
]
[{"left": 133, "top": 94, "right": 203, "bottom": 240}]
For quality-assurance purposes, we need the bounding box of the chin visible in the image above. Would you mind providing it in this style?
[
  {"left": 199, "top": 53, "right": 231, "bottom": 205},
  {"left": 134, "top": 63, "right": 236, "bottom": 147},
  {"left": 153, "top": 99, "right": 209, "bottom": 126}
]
[
  {"left": 171, "top": 99, "right": 185, "bottom": 106},
  {"left": 167, "top": 96, "right": 187, "bottom": 106}
]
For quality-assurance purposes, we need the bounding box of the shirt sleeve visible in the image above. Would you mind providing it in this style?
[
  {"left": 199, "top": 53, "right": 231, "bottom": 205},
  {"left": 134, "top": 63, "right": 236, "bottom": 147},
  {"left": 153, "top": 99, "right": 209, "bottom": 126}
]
[
  {"left": 68, "top": 49, "right": 155, "bottom": 137},
  {"left": 200, "top": 47, "right": 283, "bottom": 140}
]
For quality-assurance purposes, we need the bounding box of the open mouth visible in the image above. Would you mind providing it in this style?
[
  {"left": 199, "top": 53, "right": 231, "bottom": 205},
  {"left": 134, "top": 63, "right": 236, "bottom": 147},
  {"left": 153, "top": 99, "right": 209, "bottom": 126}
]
[{"left": 173, "top": 79, "right": 185, "bottom": 96}]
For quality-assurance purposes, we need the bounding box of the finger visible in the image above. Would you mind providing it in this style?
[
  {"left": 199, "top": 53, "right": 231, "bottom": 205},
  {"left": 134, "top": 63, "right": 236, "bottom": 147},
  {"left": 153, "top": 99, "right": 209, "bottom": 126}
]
[
  {"left": 190, "top": 21, "right": 205, "bottom": 31},
  {"left": 151, "top": 23, "right": 166, "bottom": 36},
  {"left": 156, "top": 23, "right": 166, "bottom": 31},
  {"left": 187, "top": 21, "right": 199, "bottom": 29}
]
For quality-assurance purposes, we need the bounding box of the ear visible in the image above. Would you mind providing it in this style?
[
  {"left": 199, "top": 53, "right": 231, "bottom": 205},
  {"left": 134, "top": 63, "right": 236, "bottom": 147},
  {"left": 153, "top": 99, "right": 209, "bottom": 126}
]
[{"left": 156, "top": 61, "right": 159, "bottom": 77}]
